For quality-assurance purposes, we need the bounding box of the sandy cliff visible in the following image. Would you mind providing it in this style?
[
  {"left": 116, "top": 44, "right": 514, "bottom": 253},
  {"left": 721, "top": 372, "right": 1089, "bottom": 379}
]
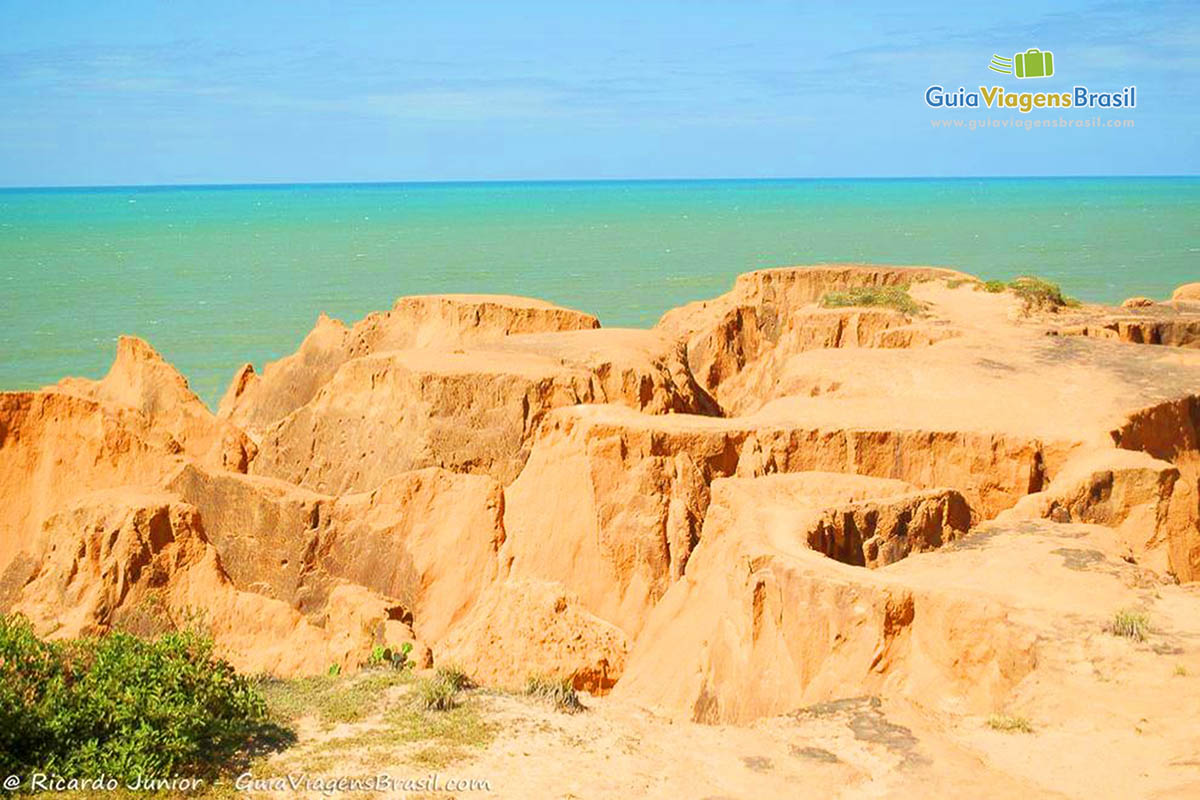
[{"left": 3, "top": 267, "right": 1200, "bottom": 795}]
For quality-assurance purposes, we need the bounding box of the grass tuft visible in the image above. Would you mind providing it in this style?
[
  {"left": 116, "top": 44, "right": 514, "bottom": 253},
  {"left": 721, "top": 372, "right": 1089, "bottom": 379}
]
[
  {"left": 820, "top": 285, "right": 922, "bottom": 316},
  {"left": 414, "top": 674, "right": 460, "bottom": 711},
  {"left": 1110, "top": 609, "right": 1151, "bottom": 641},
  {"left": 435, "top": 664, "right": 473, "bottom": 692},
  {"left": 987, "top": 713, "right": 1034, "bottom": 734},
  {"left": 525, "top": 675, "right": 585, "bottom": 714}
]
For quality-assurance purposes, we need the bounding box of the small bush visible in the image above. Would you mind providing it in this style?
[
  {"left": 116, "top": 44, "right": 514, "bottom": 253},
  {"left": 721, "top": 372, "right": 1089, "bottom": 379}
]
[
  {"left": 982, "top": 279, "right": 1007, "bottom": 293},
  {"left": 1008, "top": 276, "right": 1079, "bottom": 310},
  {"left": 820, "top": 285, "right": 922, "bottom": 316},
  {"left": 525, "top": 676, "right": 584, "bottom": 714},
  {"left": 0, "top": 614, "right": 273, "bottom": 779},
  {"left": 1175, "top": 664, "right": 1188, "bottom": 677},
  {"left": 1110, "top": 609, "right": 1150, "bottom": 641},
  {"left": 987, "top": 713, "right": 1033, "bottom": 733},
  {"left": 414, "top": 675, "right": 459, "bottom": 711}
]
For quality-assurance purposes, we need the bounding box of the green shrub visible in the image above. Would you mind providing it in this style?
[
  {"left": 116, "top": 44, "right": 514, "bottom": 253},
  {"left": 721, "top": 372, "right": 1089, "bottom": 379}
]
[
  {"left": 0, "top": 614, "right": 276, "bottom": 780},
  {"left": 820, "top": 285, "right": 922, "bottom": 316},
  {"left": 1008, "top": 276, "right": 1079, "bottom": 310},
  {"left": 1110, "top": 609, "right": 1150, "bottom": 641},
  {"left": 525, "top": 675, "right": 584, "bottom": 714},
  {"left": 978, "top": 276, "right": 1080, "bottom": 310}
]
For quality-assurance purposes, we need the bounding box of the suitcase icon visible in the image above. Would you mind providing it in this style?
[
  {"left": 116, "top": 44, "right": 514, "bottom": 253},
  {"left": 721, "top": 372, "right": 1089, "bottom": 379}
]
[{"left": 1014, "top": 48, "right": 1054, "bottom": 78}]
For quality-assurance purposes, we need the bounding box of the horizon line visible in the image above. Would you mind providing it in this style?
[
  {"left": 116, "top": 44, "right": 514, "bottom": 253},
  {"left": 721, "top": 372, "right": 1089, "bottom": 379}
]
[{"left": 1, "top": 173, "right": 1197, "bottom": 192}]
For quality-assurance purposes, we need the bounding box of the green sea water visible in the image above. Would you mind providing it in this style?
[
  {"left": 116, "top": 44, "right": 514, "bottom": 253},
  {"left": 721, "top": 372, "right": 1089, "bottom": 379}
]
[{"left": 1, "top": 177, "right": 1197, "bottom": 409}]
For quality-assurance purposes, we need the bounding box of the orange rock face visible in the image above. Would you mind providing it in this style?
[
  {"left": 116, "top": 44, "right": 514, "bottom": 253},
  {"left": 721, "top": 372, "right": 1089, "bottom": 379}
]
[
  {"left": 3, "top": 269, "right": 1200, "bottom": 744},
  {"left": 56, "top": 336, "right": 257, "bottom": 469},
  {"left": 436, "top": 578, "right": 628, "bottom": 692},
  {"left": 4, "top": 489, "right": 417, "bottom": 676}
]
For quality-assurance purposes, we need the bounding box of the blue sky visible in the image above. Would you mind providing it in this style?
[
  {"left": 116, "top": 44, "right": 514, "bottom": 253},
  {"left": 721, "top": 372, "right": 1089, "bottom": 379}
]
[{"left": 0, "top": 0, "right": 1196, "bottom": 185}]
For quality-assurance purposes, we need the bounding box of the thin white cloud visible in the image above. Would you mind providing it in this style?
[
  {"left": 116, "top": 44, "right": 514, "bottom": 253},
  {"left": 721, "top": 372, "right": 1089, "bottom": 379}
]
[{"left": 361, "top": 88, "right": 566, "bottom": 121}]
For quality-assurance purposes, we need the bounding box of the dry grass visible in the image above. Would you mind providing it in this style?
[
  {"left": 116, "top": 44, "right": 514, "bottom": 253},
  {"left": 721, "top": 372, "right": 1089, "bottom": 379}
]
[
  {"left": 255, "top": 668, "right": 412, "bottom": 727},
  {"left": 434, "top": 664, "right": 473, "bottom": 692},
  {"left": 414, "top": 674, "right": 460, "bottom": 711},
  {"left": 262, "top": 671, "right": 498, "bottom": 774},
  {"left": 387, "top": 702, "right": 496, "bottom": 767},
  {"left": 987, "top": 713, "right": 1034, "bottom": 734},
  {"left": 525, "top": 675, "right": 585, "bottom": 714}
]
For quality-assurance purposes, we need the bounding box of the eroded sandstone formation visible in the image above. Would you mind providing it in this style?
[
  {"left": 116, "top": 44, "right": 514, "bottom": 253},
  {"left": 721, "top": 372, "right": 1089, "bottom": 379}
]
[
  {"left": 219, "top": 295, "right": 602, "bottom": 436},
  {"left": 3, "top": 268, "right": 1200, "bottom": 730},
  {"left": 1173, "top": 282, "right": 1200, "bottom": 302},
  {"left": 611, "top": 475, "right": 1037, "bottom": 723},
  {"left": 249, "top": 328, "right": 715, "bottom": 492}
]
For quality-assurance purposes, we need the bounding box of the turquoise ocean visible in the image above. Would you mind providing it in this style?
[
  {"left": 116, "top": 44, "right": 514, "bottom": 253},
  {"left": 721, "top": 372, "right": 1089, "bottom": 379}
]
[{"left": 2, "top": 177, "right": 1197, "bottom": 409}]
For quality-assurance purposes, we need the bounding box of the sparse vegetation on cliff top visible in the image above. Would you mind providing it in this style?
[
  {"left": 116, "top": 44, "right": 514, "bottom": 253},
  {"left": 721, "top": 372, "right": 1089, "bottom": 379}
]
[
  {"left": 820, "top": 285, "right": 923, "bottom": 315},
  {"left": 978, "top": 275, "right": 1081, "bottom": 310}
]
